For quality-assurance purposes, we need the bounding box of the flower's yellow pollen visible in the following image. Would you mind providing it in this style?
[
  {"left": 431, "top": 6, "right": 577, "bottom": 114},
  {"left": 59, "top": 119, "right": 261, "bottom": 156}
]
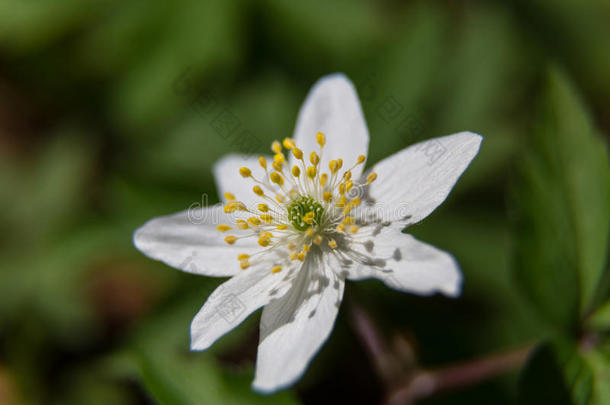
[
  {"left": 303, "top": 244, "right": 311, "bottom": 252},
  {"left": 259, "top": 156, "right": 267, "bottom": 169},
  {"left": 305, "top": 228, "right": 315, "bottom": 237},
  {"left": 277, "top": 224, "right": 288, "bottom": 230},
  {"left": 320, "top": 173, "right": 328, "bottom": 187},
  {"left": 310, "top": 151, "right": 320, "bottom": 165},
  {"left": 306, "top": 166, "right": 317, "bottom": 179},
  {"left": 236, "top": 219, "right": 249, "bottom": 229},
  {"left": 237, "top": 254, "right": 250, "bottom": 261},
  {"left": 239, "top": 167, "right": 252, "bottom": 178},
  {"left": 248, "top": 217, "right": 261, "bottom": 226},
  {"left": 224, "top": 201, "right": 246, "bottom": 213},
  {"left": 328, "top": 239, "right": 337, "bottom": 249},
  {"left": 253, "top": 185, "right": 264, "bottom": 196},
  {"left": 346, "top": 180, "right": 354, "bottom": 192},
  {"left": 217, "top": 224, "right": 232, "bottom": 232},
  {"left": 225, "top": 235, "right": 237, "bottom": 245},
  {"left": 343, "top": 170, "right": 352, "bottom": 181},
  {"left": 261, "top": 232, "right": 273, "bottom": 238},
  {"left": 336, "top": 195, "right": 347, "bottom": 208},
  {"left": 329, "top": 160, "right": 338, "bottom": 173},
  {"left": 258, "top": 203, "right": 270, "bottom": 212},
  {"left": 276, "top": 195, "right": 284, "bottom": 203},
  {"left": 292, "top": 148, "right": 303, "bottom": 160},
  {"left": 270, "top": 171, "right": 284, "bottom": 185},
  {"left": 224, "top": 192, "right": 235, "bottom": 201},
  {"left": 274, "top": 153, "right": 286, "bottom": 164},
  {"left": 258, "top": 236, "right": 271, "bottom": 247},
  {"left": 297, "top": 251, "right": 306, "bottom": 261},
  {"left": 292, "top": 165, "right": 301, "bottom": 177},
  {"left": 323, "top": 191, "right": 333, "bottom": 202},
  {"left": 342, "top": 216, "right": 354, "bottom": 225},
  {"left": 336, "top": 223, "right": 345, "bottom": 232},
  {"left": 337, "top": 159, "right": 343, "bottom": 170},
  {"left": 302, "top": 211, "right": 315, "bottom": 224},
  {"left": 287, "top": 242, "right": 296, "bottom": 250},
  {"left": 357, "top": 155, "right": 366, "bottom": 164},
  {"left": 289, "top": 251, "right": 299, "bottom": 260},
  {"left": 271, "top": 265, "right": 283, "bottom": 274},
  {"left": 316, "top": 132, "right": 326, "bottom": 146},
  {"left": 272, "top": 161, "right": 283, "bottom": 172},
  {"left": 366, "top": 172, "right": 378, "bottom": 184},
  {"left": 313, "top": 235, "right": 323, "bottom": 245},
  {"left": 339, "top": 183, "right": 346, "bottom": 195},
  {"left": 271, "top": 141, "right": 282, "bottom": 154},
  {"left": 240, "top": 260, "right": 250, "bottom": 270},
  {"left": 283, "top": 138, "right": 295, "bottom": 150},
  {"left": 260, "top": 214, "right": 273, "bottom": 223},
  {"left": 349, "top": 225, "right": 359, "bottom": 234}
]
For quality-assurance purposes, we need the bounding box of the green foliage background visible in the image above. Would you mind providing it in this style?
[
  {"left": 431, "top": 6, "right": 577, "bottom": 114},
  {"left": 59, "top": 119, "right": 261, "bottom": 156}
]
[{"left": 0, "top": 0, "right": 608, "bottom": 404}]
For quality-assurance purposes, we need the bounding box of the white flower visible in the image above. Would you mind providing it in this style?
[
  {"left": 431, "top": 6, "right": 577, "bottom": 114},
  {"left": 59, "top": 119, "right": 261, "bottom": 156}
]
[{"left": 133, "top": 73, "right": 482, "bottom": 393}]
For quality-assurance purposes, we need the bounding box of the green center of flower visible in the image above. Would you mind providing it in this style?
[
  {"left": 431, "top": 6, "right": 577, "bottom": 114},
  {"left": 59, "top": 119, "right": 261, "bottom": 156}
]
[{"left": 288, "top": 196, "right": 324, "bottom": 231}]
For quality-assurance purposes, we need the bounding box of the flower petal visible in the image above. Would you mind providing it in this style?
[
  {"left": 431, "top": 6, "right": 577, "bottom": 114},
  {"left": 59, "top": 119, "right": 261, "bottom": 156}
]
[
  {"left": 290, "top": 73, "right": 369, "bottom": 179},
  {"left": 346, "top": 224, "right": 462, "bottom": 297},
  {"left": 252, "top": 254, "right": 345, "bottom": 393},
  {"left": 366, "top": 132, "right": 482, "bottom": 226},
  {"left": 133, "top": 204, "right": 258, "bottom": 277},
  {"left": 190, "top": 263, "right": 297, "bottom": 351},
  {"left": 214, "top": 153, "right": 272, "bottom": 208}
]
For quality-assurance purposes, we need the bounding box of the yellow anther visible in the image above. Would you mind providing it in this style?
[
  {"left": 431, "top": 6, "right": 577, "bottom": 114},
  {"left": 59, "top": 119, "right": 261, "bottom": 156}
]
[
  {"left": 297, "top": 251, "right": 306, "bottom": 261},
  {"left": 328, "top": 239, "right": 337, "bottom": 249},
  {"left": 357, "top": 155, "right": 366, "bottom": 164},
  {"left": 343, "top": 170, "right": 352, "bottom": 181},
  {"left": 346, "top": 180, "right": 354, "bottom": 192},
  {"left": 239, "top": 167, "right": 252, "bottom": 178},
  {"left": 236, "top": 219, "right": 249, "bottom": 229},
  {"left": 261, "top": 232, "right": 273, "bottom": 238},
  {"left": 336, "top": 223, "right": 345, "bottom": 232},
  {"left": 310, "top": 151, "right": 320, "bottom": 165},
  {"left": 271, "top": 141, "right": 282, "bottom": 154},
  {"left": 217, "top": 224, "right": 232, "bottom": 232},
  {"left": 313, "top": 235, "right": 323, "bottom": 245},
  {"left": 283, "top": 138, "right": 295, "bottom": 150},
  {"left": 276, "top": 195, "right": 284, "bottom": 203},
  {"left": 320, "top": 173, "right": 328, "bottom": 187},
  {"left": 272, "top": 161, "right": 283, "bottom": 171},
  {"left": 342, "top": 216, "right": 354, "bottom": 225},
  {"left": 287, "top": 242, "right": 296, "bottom": 250},
  {"left": 343, "top": 203, "right": 355, "bottom": 215},
  {"left": 289, "top": 251, "right": 299, "bottom": 260},
  {"left": 329, "top": 160, "right": 338, "bottom": 173},
  {"left": 303, "top": 244, "right": 311, "bottom": 252},
  {"left": 352, "top": 197, "right": 361, "bottom": 206},
  {"left": 292, "top": 165, "right": 301, "bottom": 177},
  {"left": 302, "top": 211, "right": 315, "bottom": 224},
  {"left": 337, "top": 159, "right": 343, "bottom": 169},
  {"left": 253, "top": 185, "right": 264, "bottom": 196},
  {"left": 339, "top": 183, "right": 346, "bottom": 195},
  {"left": 240, "top": 260, "right": 250, "bottom": 270},
  {"left": 258, "top": 203, "right": 270, "bottom": 212},
  {"left": 260, "top": 214, "right": 273, "bottom": 223},
  {"left": 224, "top": 192, "right": 235, "bottom": 201},
  {"left": 270, "top": 171, "right": 284, "bottom": 185},
  {"left": 366, "top": 172, "right": 378, "bottom": 184},
  {"left": 259, "top": 156, "right": 267, "bottom": 169},
  {"left": 258, "top": 236, "right": 271, "bottom": 247},
  {"left": 323, "top": 191, "right": 333, "bottom": 202},
  {"left": 237, "top": 254, "right": 250, "bottom": 260},
  {"left": 305, "top": 228, "right": 315, "bottom": 237},
  {"left": 274, "top": 153, "right": 286, "bottom": 164},
  {"left": 225, "top": 235, "right": 237, "bottom": 245},
  {"left": 292, "top": 148, "right": 303, "bottom": 160},
  {"left": 306, "top": 166, "right": 317, "bottom": 179},
  {"left": 271, "top": 265, "right": 283, "bottom": 274},
  {"left": 337, "top": 195, "right": 347, "bottom": 208},
  {"left": 224, "top": 201, "right": 246, "bottom": 213},
  {"left": 316, "top": 132, "right": 326, "bottom": 146},
  {"left": 248, "top": 217, "right": 261, "bottom": 226},
  {"left": 277, "top": 224, "right": 288, "bottom": 230},
  {"left": 349, "top": 225, "right": 359, "bottom": 234}
]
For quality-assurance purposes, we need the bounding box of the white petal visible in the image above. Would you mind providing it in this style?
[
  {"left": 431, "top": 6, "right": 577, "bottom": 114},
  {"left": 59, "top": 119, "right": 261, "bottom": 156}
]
[
  {"left": 290, "top": 73, "right": 369, "bottom": 179},
  {"left": 366, "top": 132, "right": 482, "bottom": 226},
  {"left": 191, "top": 263, "right": 297, "bottom": 351},
  {"left": 347, "top": 224, "right": 462, "bottom": 297},
  {"left": 213, "top": 154, "right": 272, "bottom": 208},
  {"left": 252, "top": 254, "right": 345, "bottom": 393},
  {"left": 133, "top": 204, "right": 258, "bottom": 277}
]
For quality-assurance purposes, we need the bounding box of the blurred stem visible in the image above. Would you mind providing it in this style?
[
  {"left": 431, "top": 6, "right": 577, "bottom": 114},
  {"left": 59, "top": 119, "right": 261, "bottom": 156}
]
[{"left": 349, "top": 302, "right": 534, "bottom": 405}]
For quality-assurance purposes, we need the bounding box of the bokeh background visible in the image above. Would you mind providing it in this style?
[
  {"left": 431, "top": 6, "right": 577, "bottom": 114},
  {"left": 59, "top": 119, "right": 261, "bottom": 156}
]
[{"left": 0, "top": 0, "right": 608, "bottom": 404}]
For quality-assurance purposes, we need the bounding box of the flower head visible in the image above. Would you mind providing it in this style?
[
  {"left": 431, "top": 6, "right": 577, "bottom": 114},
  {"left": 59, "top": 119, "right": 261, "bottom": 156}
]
[{"left": 134, "top": 73, "right": 482, "bottom": 393}]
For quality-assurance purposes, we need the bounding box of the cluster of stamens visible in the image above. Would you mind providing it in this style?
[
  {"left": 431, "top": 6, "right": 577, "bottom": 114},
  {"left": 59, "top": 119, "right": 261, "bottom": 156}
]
[{"left": 217, "top": 132, "right": 378, "bottom": 274}]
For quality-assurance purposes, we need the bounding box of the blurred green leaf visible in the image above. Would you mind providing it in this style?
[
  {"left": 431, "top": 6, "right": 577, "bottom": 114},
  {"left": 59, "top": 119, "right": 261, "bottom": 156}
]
[
  {"left": 512, "top": 67, "right": 610, "bottom": 329},
  {"left": 588, "top": 301, "right": 610, "bottom": 332}
]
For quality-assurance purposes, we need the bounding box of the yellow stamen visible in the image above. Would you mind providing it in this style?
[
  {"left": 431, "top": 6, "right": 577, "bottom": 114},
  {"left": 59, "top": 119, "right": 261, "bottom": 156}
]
[
  {"left": 277, "top": 224, "right": 288, "bottom": 230},
  {"left": 270, "top": 171, "right": 284, "bottom": 185},
  {"left": 239, "top": 167, "right": 252, "bottom": 178},
  {"left": 237, "top": 253, "right": 250, "bottom": 260},
  {"left": 236, "top": 220, "right": 248, "bottom": 229},
  {"left": 313, "top": 235, "right": 323, "bottom": 245},
  {"left": 271, "top": 141, "right": 282, "bottom": 154},
  {"left": 343, "top": 170, "right": 352, "bottom": 181},
  {"left": 346, "top": 180, "right": 354, "bottom": 192},
  {"left": 217, "top": 224, "right": 232, "bottom": 232},
  {"left": 271, "top": 265, "right": 283, "bottom": 273},
  {"left": 323, "top": 191, "right": 333, "bottom": 202},
  {"left": 258, "top": 203, "right": 269, "bottom": 212},
  {"left": 260, "top": 214, "right": 273, "bottom": 223},
  {"left": 224, "top": 201, "right": 246, "bottom": 213},
  {"left": 292, "top": 165, "right": 301, "bottom": 177},
  {"left": 329, "top": 160, "right": 338, "bottom": 173},
  {"left": 258, "top": 236, "right": 271, "bottom": 247},
  {"left": 274, "top": 153, "right": 286, "bottom": 164},
  {"left": 259, "top": 156, "right": 267, "bottom": 169},
  {"left": 287, "top": 242, "right": 296, "bottom": 250},
  {"left": 225, "top": 235, "right": 237, "bottom": 245},
  {"left": 310, "top": 152, "right": 320, "bottom": 165},
  {"left": 253, "top": 185, "right": 264, "bottom": 196},
  {"left": 349, "top": 225, "right": 359, "bottom": 234},
  {"left": 342, "top": 216, "right": 354, "bottom": 225},
  {"left": 357, "top": 155, "right": 366, "bottom": 164},
  {"left": 306, "top": 166, "right": 317, "bottom": 179},
  {"left": 240, "top": 260, "right": 250, "bottom": 270},
  {"left": 297, "top": 251, "right": 306, "bottom": 261},
  {"left": 289, "top": 251, "right": 299, "bottom": 260},
  {"left": 248, "top": 217, "right": 261, "bottom": 226},
  {"left": 292, "top": 148, "right": 303, "bottom": 160},
  {"left": 367, "top": 172, "right": 378, "bottom": 184},
  {"left": 276, "top": 195, "right": 284, "bottom": 203},
  {"left": 303, "top": 244, "right": 311, "bottom": 252},
  {"left": 224, "top": 192, "right": 235, "bottom": 201},
  {"left": 302, "top": 211, "right": 315, "bottom": 224},
  {"left": 316, "top": 132, "right": 326, "bottom": 146},
  {"left": 336, "top": 223, "right": 345, "bottom": 232},
  {"left": 337, "top": 159, "right": 343, "bottom": 170},
  {"left": 283, "top": 138, "right": 295, "bottom": 150},
  {"left": 305, "top": 228, "right": 315, "bottom": 237},
  {"left": 272, "top": 161, "right": 283, "bottom": 171},
  {"left": 328, "top": 239, "right": 337, "bottom": 249}
]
